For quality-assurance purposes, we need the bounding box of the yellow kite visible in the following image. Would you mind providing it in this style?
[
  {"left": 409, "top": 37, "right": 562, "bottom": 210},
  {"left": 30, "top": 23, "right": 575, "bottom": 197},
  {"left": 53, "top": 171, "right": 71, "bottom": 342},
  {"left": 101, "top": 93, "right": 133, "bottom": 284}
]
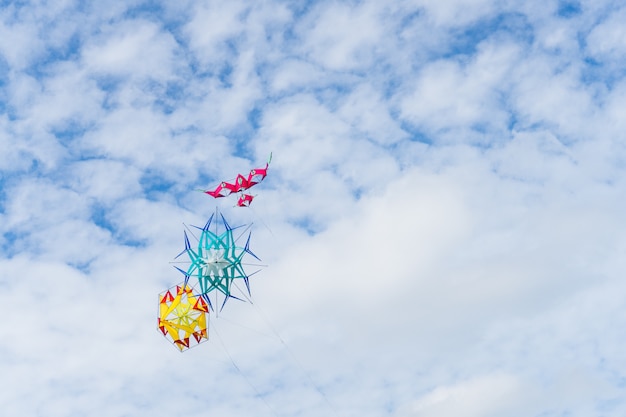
[{"left": 158, "top": 284, "right": 209, "bottom": 351}]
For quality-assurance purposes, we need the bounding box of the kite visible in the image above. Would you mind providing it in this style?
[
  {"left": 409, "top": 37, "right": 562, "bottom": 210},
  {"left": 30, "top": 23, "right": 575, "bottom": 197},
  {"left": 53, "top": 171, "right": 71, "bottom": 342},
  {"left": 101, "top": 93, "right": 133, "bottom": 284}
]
[
  {"left": 237, "top": 193, "right": 254, "bottom": 207},
  {"left": 158, "top": 283, "right": 209, "bottom": 351},
  {"left": 203, "top": 153, "right": 272, "bottom": 207},
  {"left": 173, "top": 211, "right": 262, "bottom": 312}
]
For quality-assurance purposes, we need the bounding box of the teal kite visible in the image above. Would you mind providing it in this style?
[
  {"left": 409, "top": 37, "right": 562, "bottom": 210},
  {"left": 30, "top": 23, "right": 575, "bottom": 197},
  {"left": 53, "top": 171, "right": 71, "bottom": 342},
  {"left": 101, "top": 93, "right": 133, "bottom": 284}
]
[{"left": 174, "top": 212, "right": 261, "bottom": 311}]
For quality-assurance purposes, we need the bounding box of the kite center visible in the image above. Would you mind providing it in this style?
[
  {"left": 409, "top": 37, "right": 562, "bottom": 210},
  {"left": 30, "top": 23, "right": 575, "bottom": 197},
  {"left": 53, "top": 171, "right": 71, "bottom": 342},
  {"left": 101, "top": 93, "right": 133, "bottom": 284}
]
[{"left": 200, "top": 249, "right": 229, "bottom": 276}]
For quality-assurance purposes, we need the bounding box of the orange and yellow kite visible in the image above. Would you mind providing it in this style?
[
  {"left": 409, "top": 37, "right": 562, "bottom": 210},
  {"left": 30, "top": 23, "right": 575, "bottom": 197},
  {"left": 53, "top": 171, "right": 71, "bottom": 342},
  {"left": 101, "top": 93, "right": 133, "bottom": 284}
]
[{"left": 158, "top": 283, "right": 209, "bottom": 351}]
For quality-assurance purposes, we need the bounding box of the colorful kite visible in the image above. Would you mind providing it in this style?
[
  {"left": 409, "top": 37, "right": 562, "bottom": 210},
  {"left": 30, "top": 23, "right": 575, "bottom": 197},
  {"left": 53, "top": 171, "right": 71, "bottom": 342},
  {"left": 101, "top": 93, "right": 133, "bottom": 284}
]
[
  {"left": 159, "top": 172, "right": 266, "bottom": 351},
  {"left": 203, "top": 153, "right": 272, "bottom": 207},
  {"left": 158, "top": 283, "right": 209, "bottom": 351},
  {"left": 173, "top": 211, "right": 261, "bottom": 312}
]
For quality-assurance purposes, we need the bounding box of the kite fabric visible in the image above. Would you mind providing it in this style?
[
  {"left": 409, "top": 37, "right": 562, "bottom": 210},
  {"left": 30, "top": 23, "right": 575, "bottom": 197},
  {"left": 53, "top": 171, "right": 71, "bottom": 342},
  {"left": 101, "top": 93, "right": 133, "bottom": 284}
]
[
  {"left": 174, "top": 211, "right": 262, "bottom": 312},
  {"left": 237, "top": 193, "right": 254, "bottom": 207},
  {"left": 158, "top": 283, "right": 209, "bottom": 352},
  {"left": 204, "top": 153, "right": 272, "bottom": 206}
]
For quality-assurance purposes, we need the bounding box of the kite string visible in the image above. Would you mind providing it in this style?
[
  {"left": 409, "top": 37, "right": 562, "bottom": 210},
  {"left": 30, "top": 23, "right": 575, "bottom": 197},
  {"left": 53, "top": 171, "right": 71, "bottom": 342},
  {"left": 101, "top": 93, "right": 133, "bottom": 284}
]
[
  {"left": 249, "top": 205, "right": 275, "bottom": 238},
  {"left": 215, "top": 314, "right": 277, "bottom": 340},
  {"left": 210, "top": 319, "right": 281, "bottom": 417},
  {"left": 233, "top": 290, "right": 341, "bottom": 417},
  {"left": 183, "top": 222, "right": 200, "bottom": 243}
]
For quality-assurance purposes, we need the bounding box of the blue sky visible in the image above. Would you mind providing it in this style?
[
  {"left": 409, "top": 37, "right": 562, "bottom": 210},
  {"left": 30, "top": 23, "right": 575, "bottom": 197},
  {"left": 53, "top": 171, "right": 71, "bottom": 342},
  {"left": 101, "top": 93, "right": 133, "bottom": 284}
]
[{"left": 1, "top": 0, "right": 626, "bottom": 416}]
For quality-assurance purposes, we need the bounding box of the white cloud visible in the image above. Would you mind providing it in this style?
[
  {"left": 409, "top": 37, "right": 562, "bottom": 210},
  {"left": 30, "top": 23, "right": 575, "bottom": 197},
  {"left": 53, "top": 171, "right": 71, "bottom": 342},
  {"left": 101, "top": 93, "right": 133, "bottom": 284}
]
[
  {"left": 400, "top": 373, "right": 527, "bottom": 417},
  {"left": 338, "top": 83, "right": 408, "bottom": 146},
  {"left": 268, "top": 58, "right": 325, "bottom": 94},
  {"left": 400, "top": 37, "right": 521, "bottom": 143},
  {"left": 509, "top": 53, "right": 601, "bottom": 141},
  {"left": 184, "top": 1, "right": 249, "bottom": 63},
  {"left": 298, "top": 1, "right": 386, "bottom": 71},
  {"left": 586, "top": 7, "right": 626, "bottom": 62},
  {"left": 409, "top": 0, "right": 498, "bottom": 27},
  {"left": 23, "top": 62, "right": 105, "bottom": 130},
  {"left": 0, "top": 16, "right": 43, "bottom": 70},
  {"left": 600, "top": 79, "right": 626, "bottom": 147},
  {"left": 65, "top": 159, "right": 143, "bottom": 202},
  {"left": 82, "top": 19, "right": 181, "bottom": 81},
  {"left": 0, "top": 122, "right": 67, "bottom": 173}
]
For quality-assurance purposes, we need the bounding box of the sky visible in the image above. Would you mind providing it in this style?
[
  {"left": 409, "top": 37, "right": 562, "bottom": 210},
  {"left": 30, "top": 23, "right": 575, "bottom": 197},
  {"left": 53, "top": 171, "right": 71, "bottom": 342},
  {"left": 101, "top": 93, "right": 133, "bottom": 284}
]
[{"left": 1, "top": 0, "right": 626, "bottom": 416}]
